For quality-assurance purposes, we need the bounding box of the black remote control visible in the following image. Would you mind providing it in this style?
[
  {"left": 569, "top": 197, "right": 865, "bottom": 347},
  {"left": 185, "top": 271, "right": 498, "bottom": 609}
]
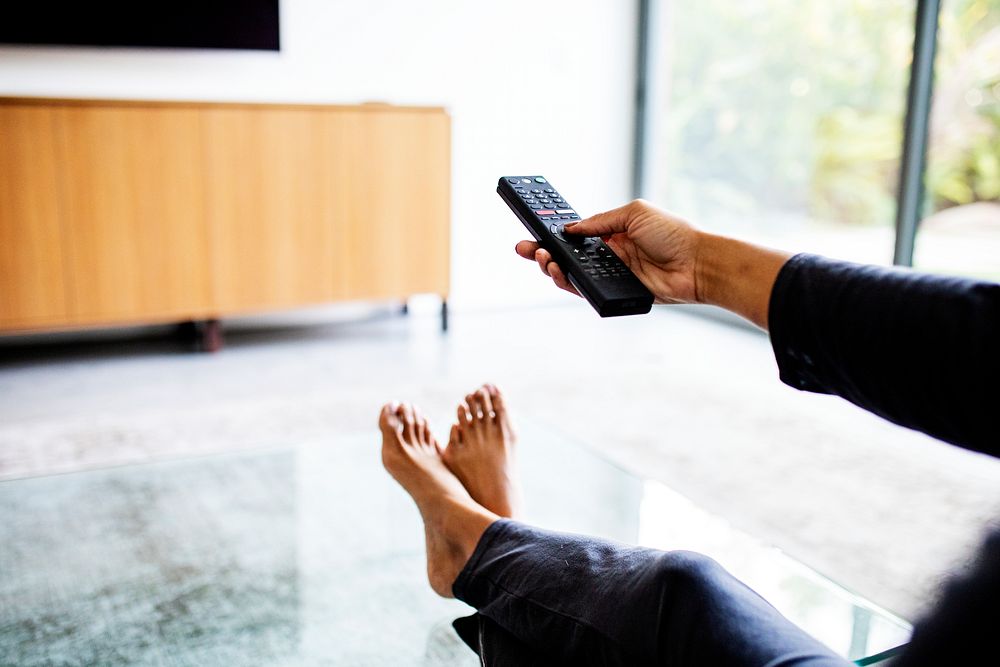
[{"left": 497, "top": 176, "right": 653, "bottom": 317}]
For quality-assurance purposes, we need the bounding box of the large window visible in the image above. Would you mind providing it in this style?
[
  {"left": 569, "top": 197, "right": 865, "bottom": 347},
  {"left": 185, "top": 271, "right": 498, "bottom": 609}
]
[
  {"left": 915, "top": 0, "right": 1000, "bottom": 279},
  {"left": 644, "top": 0, "right": 1000, "bottom": 273}
]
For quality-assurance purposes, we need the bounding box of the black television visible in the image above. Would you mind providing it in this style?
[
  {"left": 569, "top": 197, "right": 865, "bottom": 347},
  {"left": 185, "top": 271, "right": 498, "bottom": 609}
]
[{"left": 0, "top": 0, "right": 280, "bottom": 51}]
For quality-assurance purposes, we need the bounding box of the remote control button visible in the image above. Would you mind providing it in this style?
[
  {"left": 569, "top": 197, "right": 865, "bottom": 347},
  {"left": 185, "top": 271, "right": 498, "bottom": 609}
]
[
  {"left": 507, "top": 178, "right": 520, "bottom": 184},
  {"left": 521, "top": 178, "right": 532, "bottom": 183},
  {"left": 535, "top": 177, "right": 547, "bottom": 183},
  {"left": 551, "top": 223, "right": 573, "bottom": 244},
  {"left": 556, "top": 209, "right": 575, "bottom": 215},
  {"left": 531, "top": 188, "right": 542, "bottom": 193},
  {"left": 545, "top": 188, "right": 555, "bottom": 193},
  {"left": 530, "top": 204, "right": 541, "bottom": 209},
  {"left": 522, "top": 194, "right": 534, "bottom": 199},
  {"left": 537, "top": 209, "right": 555, "bottom": 215}
]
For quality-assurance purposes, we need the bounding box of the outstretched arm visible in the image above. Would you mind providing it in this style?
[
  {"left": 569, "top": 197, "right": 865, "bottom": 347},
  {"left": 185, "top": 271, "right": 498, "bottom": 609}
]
[
  {"left": 516, "top": 200, "right": 999, "bottom": 455},
  {"left": 768, "top": 254, "right": 999, "bottom": 455}
]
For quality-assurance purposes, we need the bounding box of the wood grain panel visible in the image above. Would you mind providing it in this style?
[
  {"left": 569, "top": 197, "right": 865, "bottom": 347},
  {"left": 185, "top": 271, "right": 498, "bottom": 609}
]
[
  {"left": 55, "top": 106, "right": 213, "bottom": 323},
  {"left": 344, "top": 110, "right": 451, "bottom": 300},
  {"left": 0, "top": 106, "right": 69, "bottom": 327},
  {"left": 203, "top": 108, "right": 350, "bottom": 312}
]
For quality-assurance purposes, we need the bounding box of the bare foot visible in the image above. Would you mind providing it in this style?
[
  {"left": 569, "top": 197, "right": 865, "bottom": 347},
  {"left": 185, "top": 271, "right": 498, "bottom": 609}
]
[
  {"left": 379, "top": 401, "right": 499, "bottom": 597},
  {"left": 443, "top": 384, "right": 522, "bottom": 519}
]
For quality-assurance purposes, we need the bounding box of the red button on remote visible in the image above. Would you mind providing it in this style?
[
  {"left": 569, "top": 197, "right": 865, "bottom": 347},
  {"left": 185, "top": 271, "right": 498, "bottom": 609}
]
[{"left": 537, "top": 210, "right": 555, "bottom": 215}]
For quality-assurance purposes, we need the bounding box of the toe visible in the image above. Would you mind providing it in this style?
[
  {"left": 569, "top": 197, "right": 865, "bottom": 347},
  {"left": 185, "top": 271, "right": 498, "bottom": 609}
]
[
  {"left": 415, "top": 411, "right": 439, "bottom": 453},
  {"left": 397, "top": 403, "right": 418, "bottom": 444},
  {"left": 476, "top": 387, "right": 494, "bottom": 421},
  {"left": 448, "top": 423, "right": 462, "bottom": 448},
  {"left": 468, "top": 392, "right": 491, "bottom": 423},
  {"left": 466, "top": 393, "right": 480, "bottom": 420},
  {"left": 457, "top": 401, "right": 472, "bottom": 427},
  {"left": 487, "top": 385, "right": 511, "bottom": 428},
  {"left": 412, "top": 406, "right": 428, "bottom": 446},
  {"left": 379, "top": 402, "right": 402, "bottom": 434}
]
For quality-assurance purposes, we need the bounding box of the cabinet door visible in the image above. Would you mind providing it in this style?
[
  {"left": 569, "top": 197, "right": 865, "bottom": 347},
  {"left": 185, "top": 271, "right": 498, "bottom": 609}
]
[
  {"left": 55, "top": 105, "right": 212, "bottom": 324},
  {"left": 343, "top": 109, "right": 451, "bottom": 300},
  {"left": 0, "top": 105, "right": 69, "bottom": 329},
  {"left": 202, "top": 108, "right": 350, "bottom": 312}
]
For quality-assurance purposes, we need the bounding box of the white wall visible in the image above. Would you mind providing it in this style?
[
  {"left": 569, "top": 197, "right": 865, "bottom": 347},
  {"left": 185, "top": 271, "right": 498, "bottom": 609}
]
[{"left": 0, "top": 0, "right": 637, "bottom": 310}]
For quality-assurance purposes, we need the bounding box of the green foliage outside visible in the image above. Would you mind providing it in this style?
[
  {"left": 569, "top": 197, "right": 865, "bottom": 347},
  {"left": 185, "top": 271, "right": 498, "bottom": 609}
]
[
  {"left": 928, "top": 0, "right": 1000, "bottom": 209},
  {"left": 662, "top": 0, "right": 1000, "bottom": 228}
]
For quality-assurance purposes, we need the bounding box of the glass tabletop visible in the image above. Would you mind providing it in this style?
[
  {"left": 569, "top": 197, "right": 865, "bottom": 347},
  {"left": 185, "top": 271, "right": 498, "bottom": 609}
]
[{"left": 0, "top": 419, "right": 910, "bottom": 666}]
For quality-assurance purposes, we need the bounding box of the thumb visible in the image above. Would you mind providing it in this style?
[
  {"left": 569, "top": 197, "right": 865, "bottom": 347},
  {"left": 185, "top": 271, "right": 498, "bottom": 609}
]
[{"left": 564, "top": 204, "right": 631, "bottom": 237}]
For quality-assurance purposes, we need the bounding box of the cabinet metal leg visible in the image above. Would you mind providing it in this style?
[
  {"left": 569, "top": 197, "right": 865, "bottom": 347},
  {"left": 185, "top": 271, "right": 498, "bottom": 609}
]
[
  {"left": 176, "top": 319, "right": 223, "bottom": 352},
  {"left": 400, "top": 301, "right": 409, "bottom": 316},
  {"left": 200, "top": 319, "right": 223, "bottom": 353},
  {"left": 441, "top": 298, "right": 448, "bottom": 333}
]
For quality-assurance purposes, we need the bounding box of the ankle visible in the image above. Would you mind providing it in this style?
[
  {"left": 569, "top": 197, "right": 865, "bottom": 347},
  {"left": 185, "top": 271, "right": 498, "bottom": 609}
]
[{"left": 433, "top": 498, "right": 497, "bottom": 553}]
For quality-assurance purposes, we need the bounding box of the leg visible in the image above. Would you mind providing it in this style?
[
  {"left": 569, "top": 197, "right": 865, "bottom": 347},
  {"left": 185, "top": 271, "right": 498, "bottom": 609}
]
[
  {"left": 378, "top": 401, "right": 499, "bottom": 597},
  {"left": 441, "top": 385, "right": 848, "bottom": 666},
  {"left": 382, "top": 387, "right": 848, "bottom": 666},
  {"left": 453, "top": 521, "right": 847, "bottom": 666},
  {"left": 380, "top": 391, "right": 551, "bottom": 664},
  {"left": 452, "top": 612, "right": 552, "bottom": 666}
]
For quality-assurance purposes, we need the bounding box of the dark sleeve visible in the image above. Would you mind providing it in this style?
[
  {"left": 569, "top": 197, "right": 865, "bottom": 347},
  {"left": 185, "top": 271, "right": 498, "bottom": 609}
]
[
  {"left": 767, "top": 253, "right": 1000, "bottom": 457},
  {"left": 893, "top": 528, "right": 1000, "bottom": 667}
]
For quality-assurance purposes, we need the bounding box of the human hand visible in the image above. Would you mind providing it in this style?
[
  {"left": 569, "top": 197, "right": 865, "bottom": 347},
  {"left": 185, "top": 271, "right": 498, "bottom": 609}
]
[{"left": 514, "top": 199, "right": 702, "bottom": 305}]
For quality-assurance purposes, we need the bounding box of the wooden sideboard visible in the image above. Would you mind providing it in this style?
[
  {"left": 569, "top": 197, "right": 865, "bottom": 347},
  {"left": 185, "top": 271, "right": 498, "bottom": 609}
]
[{"left": 0, "top": 97, "right": 450, "bottom": 344}]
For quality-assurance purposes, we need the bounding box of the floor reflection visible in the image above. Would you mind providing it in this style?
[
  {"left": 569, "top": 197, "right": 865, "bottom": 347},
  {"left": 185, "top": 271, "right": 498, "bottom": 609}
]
[{"left": 0, "top": 419, "right": 909, "bottom": 665}]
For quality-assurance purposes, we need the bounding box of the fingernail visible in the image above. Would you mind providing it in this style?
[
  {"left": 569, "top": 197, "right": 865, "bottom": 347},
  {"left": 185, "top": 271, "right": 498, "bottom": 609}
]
[{"left": 564, "top": 222, "right": 578, "bottom": 229}]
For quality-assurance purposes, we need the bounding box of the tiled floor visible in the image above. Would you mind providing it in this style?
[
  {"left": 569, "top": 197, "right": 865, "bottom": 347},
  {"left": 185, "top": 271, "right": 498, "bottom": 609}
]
[{"left": 2, "top": 302, "right": 999, "bottom": 619}]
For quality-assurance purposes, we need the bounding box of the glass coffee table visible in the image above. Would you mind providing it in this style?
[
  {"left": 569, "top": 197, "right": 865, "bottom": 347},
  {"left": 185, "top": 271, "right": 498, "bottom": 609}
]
[{"left": 0, "top": 420, "right": 910, "bottom": 666}]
